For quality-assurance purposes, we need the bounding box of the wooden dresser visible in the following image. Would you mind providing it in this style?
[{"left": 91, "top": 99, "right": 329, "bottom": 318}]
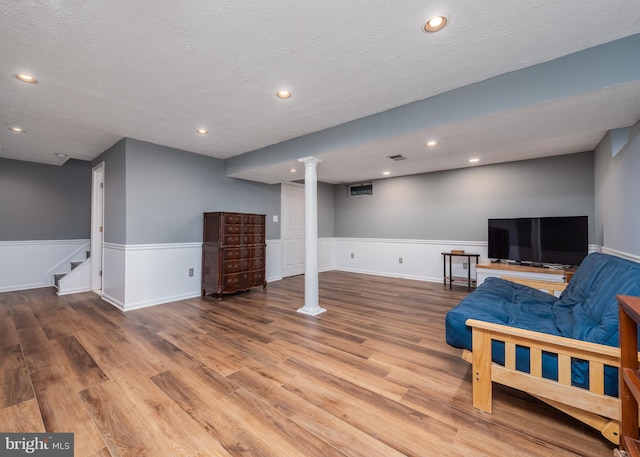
[{"left": 202, "top": 212, "right": 266, "bottom": 297}]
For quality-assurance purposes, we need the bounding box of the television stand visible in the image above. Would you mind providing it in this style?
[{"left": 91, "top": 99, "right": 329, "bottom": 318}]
[
  {"left": 506, "top": 260, "right": 548, "bottom": 268},
  {"left": 476, "top": 261, "right": 569, "bottom": 286}
]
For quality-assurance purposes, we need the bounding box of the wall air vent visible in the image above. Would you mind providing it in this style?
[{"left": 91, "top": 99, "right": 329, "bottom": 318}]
[
  {"left": 347, "top": 183, "right": 373, "bottom": 197},
  {"left": 387, "top": 154, "right": 406, "bottom": 161}
]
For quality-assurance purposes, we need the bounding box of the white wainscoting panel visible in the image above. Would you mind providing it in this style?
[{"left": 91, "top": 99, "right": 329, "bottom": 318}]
[
  {"left": 266, "top": 239, "right": 282, "bottom": 282},
  {"left": 102, "top": 243, "right": 126, "bottom": 310},
  {"left": 103, "top": 240, "right": 281, "bottom": 311},
  {"left": 9, "top": 237, "right": 632, "bottom": 312},
  {"left": 122, "top": 243, "right": 202, "bottom": 311},
  {"left": 318, "top": 237, "right": 335, "bottom": 272},
  {"left": 332, "top": 238, "right": 488, "bottom": 284},
  {"left": 0, "top": 239, "right": 90, "bottom": 292}
]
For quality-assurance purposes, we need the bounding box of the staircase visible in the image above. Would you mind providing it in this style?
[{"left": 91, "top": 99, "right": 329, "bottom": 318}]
[
  {"left": 54, "top": 250, "right": 92, "bottom": 295},
  {"left": 53, "top": 256, "right": 86, "bottom": 287}
]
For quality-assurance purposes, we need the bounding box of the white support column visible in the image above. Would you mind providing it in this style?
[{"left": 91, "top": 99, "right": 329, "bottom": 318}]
[{"left": 296, "top": 156, "right": 326, "bottom": 316}]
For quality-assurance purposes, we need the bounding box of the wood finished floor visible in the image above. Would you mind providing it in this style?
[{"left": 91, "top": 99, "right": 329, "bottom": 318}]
[{"left": 0, "top": 272, "right": 614, "bottom": 457}]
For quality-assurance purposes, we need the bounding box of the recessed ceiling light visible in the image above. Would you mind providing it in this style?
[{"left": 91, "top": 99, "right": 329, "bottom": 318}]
[
  {"left": 289, "top": 168, "right": 297, "bottom": 173},
  {"left": 469, "top": 158, "right": 480, "bottom": 163},
  {"left": 15, "top": 73, "right": 38, "bottom": 84},
  {"left": 425, "top": 140, "right": 439, "bottom": 147},
  {"left": 9, "top": 127, "right": 24, "bottom": 133},
  {"left": 277, "top": 90, "right": 292, "bottom": 99},
  {"left": 382, "top": 171, "right": 391, "bottom": 176},
  {"left": 196, "top": 128, "right": 208, "bottom": 135},
  {"left": 54, "top": 153, "right": 68, "bottom": 158},
  {"left": 424, "top": 15, "right": 448, "bottom": 32}
]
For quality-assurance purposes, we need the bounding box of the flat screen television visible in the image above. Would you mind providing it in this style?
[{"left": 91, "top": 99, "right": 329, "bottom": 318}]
[{"left": 488, "top": 216, "right": 588, "bottom": 266}]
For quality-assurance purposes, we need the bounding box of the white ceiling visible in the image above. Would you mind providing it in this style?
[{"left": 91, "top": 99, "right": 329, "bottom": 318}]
[{"left": 1, "top": 1, "right": 639, "bottom": 184}]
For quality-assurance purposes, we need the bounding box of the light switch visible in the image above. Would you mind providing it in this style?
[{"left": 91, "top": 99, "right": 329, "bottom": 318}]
[{"left": 273, "top": 215, "right": 279, "bottom": 222}]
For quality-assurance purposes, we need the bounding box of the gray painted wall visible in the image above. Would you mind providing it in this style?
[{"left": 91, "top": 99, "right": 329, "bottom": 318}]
[
  {"left": 0, "top": 158, "right": 91, "bottom": 240},
  {"left": 123, "top": 138, "right": 280, "bottom": 244},
  {"left": 318, "top": 181, "right": 335, "bottom": 237},
  {"left": 93, "top": 139, "right": 127, "bottom": 244},
  {"left": 595, "top": 121, "right": 640, "bottom": 256},
  {"left": 334, "top": 152, "right": 595, "bottom": 242},
  {"left": 91, "top": 137, "right": 334, "bottom": 245}
]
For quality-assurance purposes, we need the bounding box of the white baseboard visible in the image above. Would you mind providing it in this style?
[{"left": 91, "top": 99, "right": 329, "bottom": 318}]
[
  {"left": 333, "top": 266, "right": 441, "bottom": 284},
  {"left": 0, "top": 283, "right": 52, "bottom": 293},
  {"left": 58, "top": 286, "right": 93, "bottom": 296},
  {"left": 100, "top": 292, "right": 126, "bottom": 311},
  {"left": 123, "top": 292, "right": 203, "bottom": 312}
]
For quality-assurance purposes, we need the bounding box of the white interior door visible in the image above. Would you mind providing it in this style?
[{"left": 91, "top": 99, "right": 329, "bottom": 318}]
[
  {"left": 281, "top": 183, "right": 305, "bottom": 277},
  {"left": 91, "top": 162, "right": 105, "bottom": 292}
]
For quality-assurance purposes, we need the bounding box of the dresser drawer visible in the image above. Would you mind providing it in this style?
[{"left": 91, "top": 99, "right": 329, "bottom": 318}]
[
  {"left": 247, "top": 214, "right": 265, "bottom": 225},
  {"left": 246, "top": 233, "right": 265, "bottom": 244},
  {"left": 222, "top": 223, "right": 242, "bottom": 234},
  {"left": 221, "top": 213, "right": 243, "bottom": 225},
  {"left": 222, "top": 233, "right": 243, "bottom": 245},
  {"left": 244, "top": 245, "right": 266, "bottom": 258},
  {"left": 222, "top": 259, "right": 248, "bottom": 274},
  {"left": 247, "top": 257, "right": 265, "bottom": 270},
  {"left": 245, "top": 224, "right": 265, "bottom": 234},
  {"left": 222, "top": 273, "right": 242, "bottom": 291},
  {"left": 221, "top": 248, "right": 242, "bottom": 260},
  {"left": 248, "top": 269, "right": 265, "bottom": 286}
]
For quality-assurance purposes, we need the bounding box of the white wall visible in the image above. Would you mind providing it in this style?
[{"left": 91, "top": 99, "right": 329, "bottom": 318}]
[
  {"left": 96, "top": 237, "right": 481, "bottom": 310},
  {"left": 331, "top": 238, "right": 486, "bottom": 283},
  {"left": 100, "top": 240, "right": 282, "bottom": 311},
  {"left": 0, "top": 240, "right": 89, "bottom": 292},
  {"left": 102, "top": 243, "right": 126, "bottom": 308}
]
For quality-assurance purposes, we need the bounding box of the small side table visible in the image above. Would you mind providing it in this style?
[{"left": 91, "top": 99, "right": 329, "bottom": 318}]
[{"left": 442, "top": 252, "right": 480, "bottom": 289}]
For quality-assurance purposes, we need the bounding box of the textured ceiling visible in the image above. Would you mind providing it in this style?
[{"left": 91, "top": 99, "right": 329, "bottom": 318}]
[{"left": 1, "top": 1, "right": 639, "bottom": 183}]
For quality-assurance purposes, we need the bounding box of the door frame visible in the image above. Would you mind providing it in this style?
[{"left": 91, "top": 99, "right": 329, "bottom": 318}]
[{"left": 91, "top": 162, "right": 105, "bottom": 292}]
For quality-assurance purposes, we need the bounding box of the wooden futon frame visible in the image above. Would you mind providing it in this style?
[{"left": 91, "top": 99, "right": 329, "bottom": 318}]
[{"left": 461, "top": 277, "right": 634, "bottom": 445}]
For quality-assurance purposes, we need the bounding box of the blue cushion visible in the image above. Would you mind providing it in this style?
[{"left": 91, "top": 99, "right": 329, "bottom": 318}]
[
  {"left": 445, "top": 252, "right": 640, "bottom": 397},
  {"left": 446, "top": 277, "right": 560, "bottom": 350}
]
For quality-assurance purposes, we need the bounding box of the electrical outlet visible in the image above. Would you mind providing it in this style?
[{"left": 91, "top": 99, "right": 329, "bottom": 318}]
[
  {"left": 463, "top": 262, "right": 468, "bottom": 270},
  {"left": 189, "top": 268, "right": 194, "bottom": 277},
  {"left": 350, "top": 253, "right": 354, "bottom": 259},
  {"left": 399, "top": 257, "right": 403, "bottom": 264}
]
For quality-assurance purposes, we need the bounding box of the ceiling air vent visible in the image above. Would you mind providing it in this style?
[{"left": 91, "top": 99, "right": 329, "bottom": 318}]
[
  {"left": 387, "top": 154, "right": 406, "bottom": 161},
  {"left": 348, "top": 183, "right": 373, "bottom": 197}
]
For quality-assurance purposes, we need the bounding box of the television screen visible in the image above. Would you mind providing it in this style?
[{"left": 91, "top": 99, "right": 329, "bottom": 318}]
[{"left": 488, "top": 216, "right": 588, "bottom": 266}]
